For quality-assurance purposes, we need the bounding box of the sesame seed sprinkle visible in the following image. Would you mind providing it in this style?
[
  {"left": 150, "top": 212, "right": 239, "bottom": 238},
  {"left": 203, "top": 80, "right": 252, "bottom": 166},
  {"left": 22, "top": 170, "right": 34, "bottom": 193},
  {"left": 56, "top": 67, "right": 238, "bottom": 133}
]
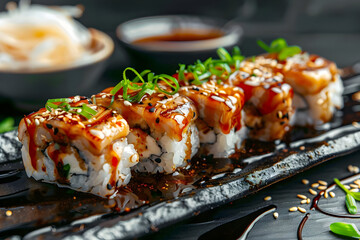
[
  {"left": 298, "top": 207, "right": 306, "bottom": 213},
  {"left": 297, "top": 194, "right": 307, "bottom": 200},
  {"left": 309, "top": 189, "right": 317, "bottom": 195},
  {"left": 264, "top": 196, "right": 272, "bottom": 201},
  {"left": 211, "top": 95, "right": 225, "bottom": 102},
  {"left": 273, "top": 212, "right": 279, "bottom": 219},
  {"left": 289, "top": 207, "right": 297, "bottom": 212}
]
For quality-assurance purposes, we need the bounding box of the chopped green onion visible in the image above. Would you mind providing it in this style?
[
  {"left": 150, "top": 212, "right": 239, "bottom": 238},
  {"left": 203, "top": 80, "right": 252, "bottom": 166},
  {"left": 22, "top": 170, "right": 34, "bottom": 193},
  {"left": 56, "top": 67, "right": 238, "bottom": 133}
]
[
  {"left": 109, "top": 67, "right": 180, "bottom": 103},
  {"left": 330, "top": 222, "right": 360, "bottom": 238},
  {"left": 175, "top": 46, "right": 245, "bottom": 85},
  {"left": 0, "top": 117, "right": 15, "bottom": 133},
  {"left": 257, "top": 38, "right": 302, "bottom": 60},
  {"left": 45, "top": 98, "right": 97, "bottom": 120},
  {"left": 346, "top": 193, "right": 357, "bottom": 215},
  {"left": 334, "top": 178, "right": 360, "bottom": 201}
]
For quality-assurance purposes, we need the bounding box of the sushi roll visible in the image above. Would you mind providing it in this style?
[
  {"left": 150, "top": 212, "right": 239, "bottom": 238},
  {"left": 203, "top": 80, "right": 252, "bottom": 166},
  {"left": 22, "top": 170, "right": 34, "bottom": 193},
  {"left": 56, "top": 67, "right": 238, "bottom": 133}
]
[
  {"left": 93, "top": 68, "right": 199, "bottom": 174},
  {"left": 18, "top": 96, "right": 139, "bottom": 198},
  {"left": 178, "top": 80, "right": 246, "bottom": 157},
  {"left": 256, "top": 38, "right": 344, "bottom": 126},
  {"left": 226, "top": 61, "right": 295, "bottom": 141}
]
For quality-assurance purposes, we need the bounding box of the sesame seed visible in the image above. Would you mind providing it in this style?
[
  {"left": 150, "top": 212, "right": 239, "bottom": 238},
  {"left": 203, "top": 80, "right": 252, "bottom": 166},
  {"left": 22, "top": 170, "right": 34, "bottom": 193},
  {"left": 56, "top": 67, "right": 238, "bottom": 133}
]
[
  {"left": 322, "top": 191, "right": 328, "bottom": 199},
  {"left": 289, "top": 207, "right": 298, "bottom": 212},
  {"left": 34, "top": 119, "right": 40, "bottom": 126},
  {"left": 219, "top": 90, "right": 226, "bottom": 94},
  {"left": 211, "top": 95, "right": 225, "bottom": 102},
  {"left": 354, "top": 179, "right": 360, "bottom": 185},
  {"left": 158, "top": 94, "right": 165, "bottom": 97},
  {"left": 302, "top": 179, "right": 309, "bottom": 185},
  {"left": 309, "top": 189, "right": 317, "bottom": 195},
  {"left": 318, "top": 180, "right": 328, "bottom": 186},
  {"left": 297, "top": 194, "right": 307, "bottom": 200},
  {"left": 353, "top": 166, "right": 359, "bottom": 173},
  {"left": 78, "top": 122, "right": 85, "bottom": 128},
  {"left": 329, "top": 192, "right": 335, "bottom": 198},
  {"left": 102, "top": 95, "right": 107, "bottom": 98},
  {"left": 344, "top": 185, "right": 350, "bottom": 189},
  {"left": 277, "top": 111, "right": 283, "bottom": 119},
  {"left": 300, "top": 199, "right": 307, "bottom": 204},
  {"left": 350, "top": 189, "right": 359, "bottom": 192},
  {"left": 273, "top": 212, "right": 279, "bottom": 219},
  {"left": 298, "top": 207, "right": 306, "bottom": 213},
  {"left": 264, "top": 196, "right": 272, "bottom": 201},
  {"left": 90, "top": 129, "right": 105, "bottom": 139},
  {"left": 350, "top": 184, "right": 359, "bottom": 189},
  {"left": 162, "top": 105, "right": 166, "bottom": 109},
  {"left": 300, "top": 146, "right": 305, "bottom": 150},
  {"left": 306, "top": 198, "right": 311, "bottom": 204},
  {"left": 124, "top": 101, "right": 132, "bottom": 107},
  {"left": 5, "top": 210, "right": 12, "bottom": 216},
  {"left": 311, "top": 183, "right": 319, "bottom": 188},
  {"left": 318, "top": 186, "right": 327, "bottom": 190},
  {"left": 202, "top": 92, "right": 209, "bottom": 96}
]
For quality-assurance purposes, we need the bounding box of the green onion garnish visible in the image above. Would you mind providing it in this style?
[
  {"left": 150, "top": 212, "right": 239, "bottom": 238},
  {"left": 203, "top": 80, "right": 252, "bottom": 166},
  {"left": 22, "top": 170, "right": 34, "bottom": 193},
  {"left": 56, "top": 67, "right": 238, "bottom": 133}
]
[
  {"left": 346, "top": 193, "right": 357, "bottom": 215},
  {"left": 45, "top": 98, "right": 97, "bottom": 120},
  {"left": 0, "top": 117, "right": 16, "bottom": 133},
  {"left": 257, "top": 38, "right": 302, "bottom": 61},
  {"left": 334, "top": 178, "right": 360, "bottom": 201},
  {"left": 175, "top": 46, "right": 244, "bottom": 85},
  {"left": 330, "top": 222, "right": 360, "bottom": 238},
  {"left": 110, "top": 67, "right": 179, "bottom": 103}
]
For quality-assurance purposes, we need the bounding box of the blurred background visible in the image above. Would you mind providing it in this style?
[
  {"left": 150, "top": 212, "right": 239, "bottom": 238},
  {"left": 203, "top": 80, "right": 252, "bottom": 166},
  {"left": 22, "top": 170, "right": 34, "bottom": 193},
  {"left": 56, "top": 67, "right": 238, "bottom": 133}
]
[{"left": 1, "top": 0, "right": 360, "bottom": 121}]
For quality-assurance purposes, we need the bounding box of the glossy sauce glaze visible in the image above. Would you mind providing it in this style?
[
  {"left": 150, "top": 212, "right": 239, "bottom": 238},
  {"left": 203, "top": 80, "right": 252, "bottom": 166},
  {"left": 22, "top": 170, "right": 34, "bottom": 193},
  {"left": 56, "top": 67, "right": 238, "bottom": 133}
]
[
  {"left": 94, "top": 87, "right": 197, "bottom": 142},
  {"left": 255, "top": 53, "right": 339, "bottom": 95},
  {"left": 18, "top": 96, "right": 130, "bottom": 183},
  {"left": 178, "top": 80, "right": 245, "bottom": 134},
  {"left": 225, "top": 62, "right": 294, "bottom": 141}
]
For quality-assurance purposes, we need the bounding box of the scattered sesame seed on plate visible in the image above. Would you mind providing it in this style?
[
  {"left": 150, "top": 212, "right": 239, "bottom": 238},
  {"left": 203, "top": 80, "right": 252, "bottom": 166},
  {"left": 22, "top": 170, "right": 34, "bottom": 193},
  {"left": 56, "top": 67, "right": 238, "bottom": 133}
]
[
  {"left": 298, "top": 207, "right": 306, "bottom": 213},
  {"left": 329, "top": 192, "right": 335, "bottom": 198},
  {"left": 309, "top": 189, "right": 317, "bottom": 195},
  {"left": 273, "top": 212, "right": 279, "bottom": 219},
  {"left": 289, "top": 207, "right": 297, "bottom": 212},
  {"left": 297, "top": 194, "right": 307, "bottom": 200},
  {"left": 311, "top": 183, "right": 319, "bottom": 188},
  {"left": 324, "top": 191, "right": 328, "bottom": 198},
  {"left": 318, "top": 186, "right": 327, "bottom": 190},
  {"left": 350, "top": 184, "right": 359, "bottom": 189},
  {"left": 264, "top": 196, "right": 272, "bottom": 201},
  {"left": 318, "top": 180, "right": 328, "bottom": 186},
  {"left": 301, "top": 179, "right": 309, "bottom": 185},
  {"left": 350, "top": 189, "right": 359, "bottom": 192},
  {"left": 300, "top": 199, "right": 307, "bottom": 204},
  {"left": 306, "top": 198, "right": 311, "bottom": 204}
]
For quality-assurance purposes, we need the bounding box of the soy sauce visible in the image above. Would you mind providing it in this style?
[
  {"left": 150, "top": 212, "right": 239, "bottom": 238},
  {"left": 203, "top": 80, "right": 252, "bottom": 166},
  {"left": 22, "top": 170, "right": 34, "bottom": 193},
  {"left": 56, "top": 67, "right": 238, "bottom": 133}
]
[{"left": 132, "top": 29, "right": 224, "bottom": 45}]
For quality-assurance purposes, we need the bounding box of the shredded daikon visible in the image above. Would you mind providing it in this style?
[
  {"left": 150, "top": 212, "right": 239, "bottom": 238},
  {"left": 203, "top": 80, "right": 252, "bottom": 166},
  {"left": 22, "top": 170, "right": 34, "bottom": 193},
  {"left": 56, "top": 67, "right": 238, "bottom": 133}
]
[{"left": 0, "top": 1, "right": 92, "bottom": 70}]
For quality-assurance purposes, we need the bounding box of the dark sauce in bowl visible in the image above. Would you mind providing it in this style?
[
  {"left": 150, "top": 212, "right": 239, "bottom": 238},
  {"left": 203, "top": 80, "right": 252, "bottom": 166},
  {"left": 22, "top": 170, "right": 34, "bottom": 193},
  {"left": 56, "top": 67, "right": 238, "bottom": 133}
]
[{"left": 132, "top": 29, "right": 224, "bottom": 45}]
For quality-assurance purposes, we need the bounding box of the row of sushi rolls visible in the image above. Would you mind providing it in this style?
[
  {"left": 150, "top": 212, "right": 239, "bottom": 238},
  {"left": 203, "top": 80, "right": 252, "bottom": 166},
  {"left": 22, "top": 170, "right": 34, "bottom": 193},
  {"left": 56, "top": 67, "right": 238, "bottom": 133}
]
[{"left": 14, "top": 5, "right": 344, "bottom": 199}]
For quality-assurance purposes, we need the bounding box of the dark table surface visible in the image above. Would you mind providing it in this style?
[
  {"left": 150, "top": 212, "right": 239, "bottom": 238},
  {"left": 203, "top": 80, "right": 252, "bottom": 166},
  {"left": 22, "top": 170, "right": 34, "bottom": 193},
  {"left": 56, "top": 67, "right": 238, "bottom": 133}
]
[{"left": 140, "top": 150, "right": 360, "bottom": 240}]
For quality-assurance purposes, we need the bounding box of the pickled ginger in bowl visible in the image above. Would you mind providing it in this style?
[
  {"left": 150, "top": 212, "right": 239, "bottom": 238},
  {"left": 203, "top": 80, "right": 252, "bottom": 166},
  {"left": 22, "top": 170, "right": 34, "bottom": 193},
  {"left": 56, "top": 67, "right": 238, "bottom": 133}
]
[{"left": 0, "top": 2, "right": 114, "bottom": 109}]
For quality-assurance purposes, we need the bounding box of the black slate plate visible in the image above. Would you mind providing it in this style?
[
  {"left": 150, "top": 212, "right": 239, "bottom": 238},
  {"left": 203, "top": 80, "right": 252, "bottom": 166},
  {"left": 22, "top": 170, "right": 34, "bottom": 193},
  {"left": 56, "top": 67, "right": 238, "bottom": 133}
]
[{"left": 0, "top": 76, "right": 360, "bottom": 240}]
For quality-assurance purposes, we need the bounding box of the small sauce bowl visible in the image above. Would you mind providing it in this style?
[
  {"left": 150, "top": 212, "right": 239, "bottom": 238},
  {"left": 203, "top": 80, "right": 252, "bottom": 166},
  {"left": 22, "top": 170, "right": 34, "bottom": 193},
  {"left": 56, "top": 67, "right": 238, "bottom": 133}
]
[{"left": 116, "top": 15, "right": 243, "bottom": 73}]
